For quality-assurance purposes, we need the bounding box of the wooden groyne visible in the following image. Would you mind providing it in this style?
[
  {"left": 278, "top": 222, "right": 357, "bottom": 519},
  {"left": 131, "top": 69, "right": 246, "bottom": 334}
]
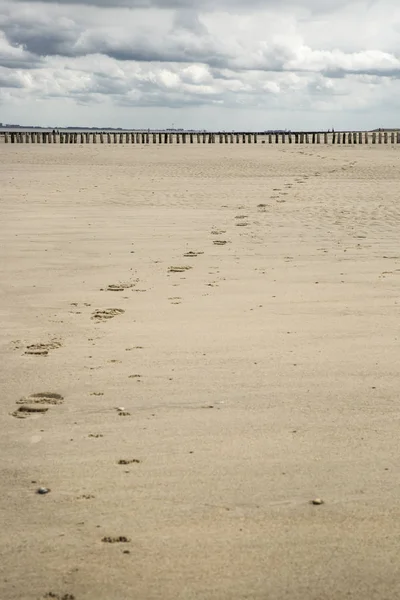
[{"left": 2, "top": 131, "right": 400, "bottom": 145}]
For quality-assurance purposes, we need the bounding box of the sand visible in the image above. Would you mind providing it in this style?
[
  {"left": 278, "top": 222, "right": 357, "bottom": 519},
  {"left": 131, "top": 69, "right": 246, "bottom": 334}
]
[{"left": 1, "top": 142, "right": 400, "bottom": 600}]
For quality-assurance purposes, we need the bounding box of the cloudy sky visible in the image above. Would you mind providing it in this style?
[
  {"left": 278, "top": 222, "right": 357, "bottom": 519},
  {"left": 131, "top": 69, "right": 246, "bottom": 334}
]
[{"left": 0, "top": 0, "right": 399, "bottom": 129}]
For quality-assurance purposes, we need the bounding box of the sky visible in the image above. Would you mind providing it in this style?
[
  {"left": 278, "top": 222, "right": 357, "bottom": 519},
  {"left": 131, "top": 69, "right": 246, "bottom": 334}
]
[{"left": 0, "top": 0, "right": 399, "bottom": 129}]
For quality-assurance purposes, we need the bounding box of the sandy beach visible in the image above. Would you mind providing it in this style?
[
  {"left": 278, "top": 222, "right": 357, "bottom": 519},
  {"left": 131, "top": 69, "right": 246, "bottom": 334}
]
[{"left": 1, "top": 142, "right": 400, "bottom": 600}]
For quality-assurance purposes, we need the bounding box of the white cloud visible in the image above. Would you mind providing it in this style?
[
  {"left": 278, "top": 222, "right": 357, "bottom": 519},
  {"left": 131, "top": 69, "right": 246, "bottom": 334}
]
[{"left": 1, "top": 0, "right": 400, "bottom": 128}]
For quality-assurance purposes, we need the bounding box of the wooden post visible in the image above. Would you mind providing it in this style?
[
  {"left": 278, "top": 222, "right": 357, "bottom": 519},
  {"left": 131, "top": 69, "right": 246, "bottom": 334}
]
[
  {"left": 177, "top": 133, "right": 180, "bottom": 144},
  {"left": 305, "top": 134, "right": 309, "bottom": 143},
  {"left": 100, "top": 133, "right": 104, "bottom": 144},
  {"left": 312, "top": 133, "right": 316, "bottom": 144},
  {"left": 48, "top": 132, "right": 52, "bottom": 144},
  {"left": 242, "top": 134, "right": 246, "bottom": 143},
  {"left": 219, "top": 134, "right": 223, "bottom": 143},
  {"left": 324, "top": 133, "right": 328, "bottom": 144},
  {"left": 4, "top": 133, "right": 8, "bottom": 143},
  {"left": 281, "top": 133, "right": 285, "bottom": 144},
  {"left": 207, "top": 133, "right": 211, "bottom": 143},
  {"left": 106, "top": 133, "right": 110, "bottom": 144},
  {"left": 53, "top": 132, "right": 57, "bottom": 144},
  {"left": 378, "top": 132, "right": 382, "bottom": 144},
  {"left": 294, "top": 133, "right": 298, "bottom": 143},
  {"left": 384, "top": 132, "right": 388, "bottom": 144},
  {"left": 93, "top": 133, "right": 97, "bottom": 144},
  {"left": 78, "top": 133, "right": 83, "bottom": 144},
  {"left": 169, "top": 134, "right": 173, "bottom": 144},
  {"left": 391, "top": 132, "right": 395, "bottom": 144},
  {"left": 247, "top": 134, "right": 251, "bottom": 143},
  {"left": 189, "top": 133, "right": 193, "bottom": 144},
  {"left": 317, "top": 133, "right": 320, "bottom": 144},
  {"left": 146, "top": 133, "right": 149, "bottom": 144},
  {"left": 372, "top": 132, "right": 376, "bottom": 144},
  {"left": 364, "top": 132, "right": 368, "bottom": 144},
  {"left": 25, "top": 132, "right": 30, "bottom": 143},
  {"left": 73, "top": 133, "right": 77, "bottom": 144},
  {"left": 353, "top": 132, "right": 357, "bottom": 144},
  {"left": 224, "top": 134, "right": 227, "bottom": 144},
  {"left": 397, "top": 132, "right": 400, "bottom": 144},
  {"left": 84, "top": 133, "right": 88, "bottom": 144},
  {"left": 119, "top": 133, "right": 123, "bottom": 144},
  {"left": 230, "top": 134, "right": 233, "bottom": 143},
  {"left": 359, "top": 132, "right": 363, "bottom": 144},
  {"left": 158, "top": 133, "right": 162, "bottom": 144},
  {"left": 41, "top": 132, "right": 46, "bottom": 143},
  {"left": 275, "top": 133, "right": 279, "bottom": 144},
  {"left": 59, "top": 133, "right": 63, "bottom": 144},
  {"left": 151, "top": 133, "right": 155, "bottom": 144},
  {"left": 235, "top": 134, "right": 239, "bottom": 143},
  {"left": 11, "top": 133, "right": 15, "bottom": 143},
  {"left": 164, "top": 133, "right": 168, "bottom": 144},
  {"left": 288, "top": 134, "right": 292, "bottom": 144}
]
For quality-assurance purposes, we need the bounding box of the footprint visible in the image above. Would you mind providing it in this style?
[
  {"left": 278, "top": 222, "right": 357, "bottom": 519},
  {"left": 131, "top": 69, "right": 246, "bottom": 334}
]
[
  {"left": 105, "top": 281, "right": 137, "bottom": 292},
  {"left": 183, "top": 251, "right": 204, "bottom": 258},
  {"left": 18, "top": 392, "right": 64, "bottom": 406},
  {"left": 102, "top": 536, "right": 131, "bottom": 544},
  {"left": 117, "top": 459, "right": 141, "bottom": 465},
  {"left": 213, "top": 240, "right": 228, "bottom": 246},
  {"left": 168, "top": 266, "right": 193, "bottom": 273},
  {"left": 235, "top": 222, "right": 249, "bottom": 227},
  {"left": 12, "top": 406, "right": 49, "bottom": 419},
  {"left": 25, "top": 340, "right": 62, "bottom": 356},
  {"left": 115, "top": 407, "right": 130, "bottom": 416},
  {"left": 211, "top": 230, "right": 226, "bottom": 235},
  {"left": 42, "top": 593, "right": 75, "bottom": 600},
  {"left": 91, "top": 308, "right": 125, "bottom": 321},
  {"left": 12, "top": 392, "right": 64, "bottom": 419}
]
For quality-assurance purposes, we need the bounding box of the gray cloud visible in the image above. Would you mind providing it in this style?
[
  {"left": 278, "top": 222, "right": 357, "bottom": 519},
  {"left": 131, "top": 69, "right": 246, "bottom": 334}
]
[{"left": 9, "top": 0, "right": 353, "bottom": 12}]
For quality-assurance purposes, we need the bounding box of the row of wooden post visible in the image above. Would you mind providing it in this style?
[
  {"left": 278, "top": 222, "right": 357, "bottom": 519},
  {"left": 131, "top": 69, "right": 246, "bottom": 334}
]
[{"left": 3, "top": 131, "right": 400, "bottom": 145}]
